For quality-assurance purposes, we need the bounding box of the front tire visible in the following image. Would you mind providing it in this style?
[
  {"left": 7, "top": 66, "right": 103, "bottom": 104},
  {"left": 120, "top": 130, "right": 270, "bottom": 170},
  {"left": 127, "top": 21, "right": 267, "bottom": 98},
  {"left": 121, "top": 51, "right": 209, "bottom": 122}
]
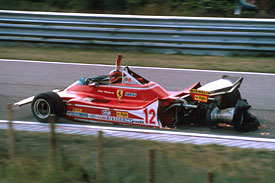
[{"left": 31, "top": 92, "right": 64, "bottom": 122}]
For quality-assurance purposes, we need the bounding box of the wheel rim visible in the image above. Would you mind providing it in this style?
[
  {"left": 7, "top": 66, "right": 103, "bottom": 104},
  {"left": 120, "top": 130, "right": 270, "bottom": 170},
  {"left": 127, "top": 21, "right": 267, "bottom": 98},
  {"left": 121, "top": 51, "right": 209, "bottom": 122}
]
[{"left": 33, "top": 99, "right": 51, "bottom": 119}]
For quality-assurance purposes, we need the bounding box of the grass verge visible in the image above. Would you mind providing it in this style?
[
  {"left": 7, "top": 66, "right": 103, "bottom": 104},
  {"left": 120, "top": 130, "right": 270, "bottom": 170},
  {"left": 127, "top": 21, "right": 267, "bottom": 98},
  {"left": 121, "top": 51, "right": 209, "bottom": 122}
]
[
  {"left": 1, "top": 45, "right": 275, "bottom": 73},
  {"left": 0, "top": 130, "right": 274, "bottom": 183}
]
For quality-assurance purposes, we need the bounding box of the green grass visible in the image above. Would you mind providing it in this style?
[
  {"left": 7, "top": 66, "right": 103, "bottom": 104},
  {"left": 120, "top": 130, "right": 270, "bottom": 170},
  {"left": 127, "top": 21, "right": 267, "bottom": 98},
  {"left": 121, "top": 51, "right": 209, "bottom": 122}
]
[
  {"left": 1, "top": 45, "right": 275, "bottom": 73},
  {"left": 0, "top": 130, "right": 275, "bottom": 183}
]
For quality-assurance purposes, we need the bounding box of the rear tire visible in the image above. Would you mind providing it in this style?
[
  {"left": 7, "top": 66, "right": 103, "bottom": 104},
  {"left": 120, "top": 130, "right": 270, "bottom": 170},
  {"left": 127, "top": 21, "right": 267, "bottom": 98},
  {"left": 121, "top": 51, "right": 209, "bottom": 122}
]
[
  {"left": 234, "top": 111, "right": 260, "bottom": 132},
  {"left": 31, "top": 92, "right": 64, "bottom": 123}
]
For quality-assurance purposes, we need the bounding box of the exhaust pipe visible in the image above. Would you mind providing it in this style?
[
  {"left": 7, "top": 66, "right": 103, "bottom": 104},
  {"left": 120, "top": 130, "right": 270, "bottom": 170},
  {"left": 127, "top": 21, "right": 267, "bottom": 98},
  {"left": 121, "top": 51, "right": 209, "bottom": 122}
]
[{"left": 206, "top": 99, "right": 251, "bottom": 129}]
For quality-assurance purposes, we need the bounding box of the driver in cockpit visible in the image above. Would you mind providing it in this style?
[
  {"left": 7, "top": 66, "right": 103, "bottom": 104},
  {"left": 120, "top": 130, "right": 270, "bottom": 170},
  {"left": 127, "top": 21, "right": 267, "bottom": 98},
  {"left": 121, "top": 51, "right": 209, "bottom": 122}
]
[
  {"left": 109, "top": 69, "right": 122, "bottom": 84},
  {"left": 109, "top": 55, "right": 123, "bottom": 84}
]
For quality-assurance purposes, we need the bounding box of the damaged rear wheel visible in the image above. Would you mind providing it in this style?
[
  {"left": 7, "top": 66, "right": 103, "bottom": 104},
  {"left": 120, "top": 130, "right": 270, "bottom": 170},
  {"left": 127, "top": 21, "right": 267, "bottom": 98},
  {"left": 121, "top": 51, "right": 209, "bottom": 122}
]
[
  {"left": 206, "top": 99, "right": 260, "bottom": 132},
  {"left": 234, "top": 111, "right": 260, "bottom": 132},
  {"left": 231, "top": 100, "right": 260, "bottom": 132}
]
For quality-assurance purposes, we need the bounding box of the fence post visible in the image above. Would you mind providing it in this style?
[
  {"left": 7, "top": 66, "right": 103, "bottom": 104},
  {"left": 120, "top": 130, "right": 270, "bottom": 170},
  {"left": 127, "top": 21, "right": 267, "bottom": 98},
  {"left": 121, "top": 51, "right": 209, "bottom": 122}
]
[
  {"left": 148, "top": 149, "right": 155, "bottom": 183},
  {"left": 6, "top": 104, "right": 15, "bottom": 159},
  {"left": 208, "top": 172, "right": 214, "bottom": 183},
  {"left": 97, "top": 131, "right": 103, "bottom": 183},
  {"left": 49, "top": 114, "right": 57, "bottom": 164}
]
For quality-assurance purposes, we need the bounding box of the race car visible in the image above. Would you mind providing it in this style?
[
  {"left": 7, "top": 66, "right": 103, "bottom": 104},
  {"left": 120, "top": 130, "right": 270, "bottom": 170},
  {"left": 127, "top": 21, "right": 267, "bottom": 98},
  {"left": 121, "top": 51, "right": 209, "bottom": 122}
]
[{"left": 14, "top": 55, "right": 260, "bottom": 132}]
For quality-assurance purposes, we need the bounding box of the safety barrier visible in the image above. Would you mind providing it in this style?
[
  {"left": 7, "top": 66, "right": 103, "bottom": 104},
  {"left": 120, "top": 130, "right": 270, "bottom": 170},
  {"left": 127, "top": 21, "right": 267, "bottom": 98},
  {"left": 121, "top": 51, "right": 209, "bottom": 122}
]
[{"left": 0, "top": 10, "right": 275, "bottom": 56}]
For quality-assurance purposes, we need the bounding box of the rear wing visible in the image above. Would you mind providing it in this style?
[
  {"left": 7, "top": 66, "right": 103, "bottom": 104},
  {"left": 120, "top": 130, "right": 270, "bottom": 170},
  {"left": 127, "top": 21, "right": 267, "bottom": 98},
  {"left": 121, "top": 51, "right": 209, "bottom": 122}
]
[
  {"left": 198, "top": 75, "right": 243, "bottom": 96},
  {"left": 188, "top": 75, "right": 243, "bottom": 103}
]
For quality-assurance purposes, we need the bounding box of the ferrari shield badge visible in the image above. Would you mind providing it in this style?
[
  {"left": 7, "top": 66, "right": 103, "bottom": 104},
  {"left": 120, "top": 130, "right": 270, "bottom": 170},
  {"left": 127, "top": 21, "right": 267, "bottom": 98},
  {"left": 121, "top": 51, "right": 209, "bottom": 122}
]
[{"left": 117, "top": 90, "right": 123, "bottom": 99}]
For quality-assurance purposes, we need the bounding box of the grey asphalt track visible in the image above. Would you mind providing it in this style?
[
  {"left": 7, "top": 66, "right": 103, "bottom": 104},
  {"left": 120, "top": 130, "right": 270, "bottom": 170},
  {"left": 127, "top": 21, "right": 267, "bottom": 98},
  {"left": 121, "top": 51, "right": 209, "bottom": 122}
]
[{"left": 1, "top": 59, "right": 275, "bottom": 138}]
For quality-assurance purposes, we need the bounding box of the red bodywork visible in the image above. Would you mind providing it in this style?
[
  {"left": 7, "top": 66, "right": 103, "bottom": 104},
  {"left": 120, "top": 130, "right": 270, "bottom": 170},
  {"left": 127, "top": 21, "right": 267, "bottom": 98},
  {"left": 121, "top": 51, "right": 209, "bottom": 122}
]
[
  {"left": 16, "top": 56, "right": 258, "bottom": 132},
  {"left": 56, "top": 68, "right": 199, "bottom": 128}
]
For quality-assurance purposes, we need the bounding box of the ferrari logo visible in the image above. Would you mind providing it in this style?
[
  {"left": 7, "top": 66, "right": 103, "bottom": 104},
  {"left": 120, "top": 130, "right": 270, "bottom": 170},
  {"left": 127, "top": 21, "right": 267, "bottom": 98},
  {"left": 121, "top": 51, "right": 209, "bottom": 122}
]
[{"left": 117, "top": 90, "right": 123, "bottom": 99}]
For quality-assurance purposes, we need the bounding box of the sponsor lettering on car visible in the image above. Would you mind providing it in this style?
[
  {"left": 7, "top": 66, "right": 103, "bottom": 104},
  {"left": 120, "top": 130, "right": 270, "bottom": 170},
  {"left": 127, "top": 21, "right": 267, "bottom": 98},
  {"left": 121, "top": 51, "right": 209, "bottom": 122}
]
[
  {"left": 116, "top": 111, "right": 128, "bottom": 118},
  {"left": 102, "top": 110, "right": 111, "bottom": 116},
  {"left": 125, "top": 92, "right": 137, "bottom": 97}
]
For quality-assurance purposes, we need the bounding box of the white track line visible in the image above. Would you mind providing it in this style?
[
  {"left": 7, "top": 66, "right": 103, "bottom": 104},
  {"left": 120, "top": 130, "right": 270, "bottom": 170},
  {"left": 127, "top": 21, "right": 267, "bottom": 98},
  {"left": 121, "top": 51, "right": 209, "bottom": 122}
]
[
  {"left": 1, "top": 120, "right": 275, "bottom": 143},
  {"left": 1, "top": 59, "right": 275, "bottom": 76}
]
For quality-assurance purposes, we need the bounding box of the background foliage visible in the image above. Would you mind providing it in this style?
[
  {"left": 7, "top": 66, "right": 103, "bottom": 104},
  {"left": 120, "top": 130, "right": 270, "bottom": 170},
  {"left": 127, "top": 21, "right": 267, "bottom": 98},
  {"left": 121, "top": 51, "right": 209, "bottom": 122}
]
[{"left": 0, "top": 0, "right": 274, "bottom": 17}]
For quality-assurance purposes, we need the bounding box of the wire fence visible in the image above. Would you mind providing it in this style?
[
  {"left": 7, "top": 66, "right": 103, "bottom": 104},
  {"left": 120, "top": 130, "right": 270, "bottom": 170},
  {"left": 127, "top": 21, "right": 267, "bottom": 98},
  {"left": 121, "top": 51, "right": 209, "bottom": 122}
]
[
  {"left": 2, "top": 104, "right": 275, "bottom": 183},
  {"left": 1, "top": 104, "right": 217, "bottom": 183}
]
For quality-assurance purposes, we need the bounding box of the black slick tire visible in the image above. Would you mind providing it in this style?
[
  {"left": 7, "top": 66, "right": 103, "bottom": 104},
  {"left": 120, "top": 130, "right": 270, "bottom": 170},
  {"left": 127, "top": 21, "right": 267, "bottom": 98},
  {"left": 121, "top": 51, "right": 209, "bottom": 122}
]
[
  {"left": 234, "top": 111, "right": 260, "bottom": 132},
  {"left": 31, "top": 91, "right": 65, "bottom": 123}
]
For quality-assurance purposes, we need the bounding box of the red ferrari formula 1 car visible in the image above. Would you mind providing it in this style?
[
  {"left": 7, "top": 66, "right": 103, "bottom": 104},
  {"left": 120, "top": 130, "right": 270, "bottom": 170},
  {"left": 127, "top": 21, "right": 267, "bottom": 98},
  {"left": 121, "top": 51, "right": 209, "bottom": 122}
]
[{"left": 15, "top": 55, "right": 260, "bottom": 132}]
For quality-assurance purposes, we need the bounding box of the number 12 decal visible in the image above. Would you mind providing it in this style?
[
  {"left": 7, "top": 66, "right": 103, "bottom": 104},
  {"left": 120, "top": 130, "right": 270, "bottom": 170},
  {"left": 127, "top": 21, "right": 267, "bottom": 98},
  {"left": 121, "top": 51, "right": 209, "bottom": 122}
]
[{"left": 143, "top": 108, "right": 156, "bottom": 125}]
